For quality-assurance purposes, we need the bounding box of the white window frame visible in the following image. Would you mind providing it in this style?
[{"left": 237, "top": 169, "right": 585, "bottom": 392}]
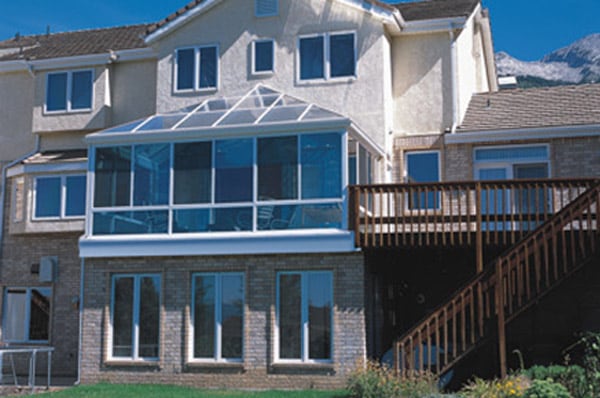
[
  {"left": 188, "top": 272, "right": 245, "bottom": 363},
  {"left": 297, "top": 31, "right": 357, "bottom": 83},
  {"left": 88, "top": 131, "right": 346, "bottom": 236},
  {"left": 108, "top": 274, "right": 161, "bottom": 362},
  {"left": 2, "top": 287, "right": 52, "bottom": 344},
  {"left": 174, "top": 44, "right": 220, "bottom": 93},
  {"left": 33, "top": 174, "right": 86, "bottom": 221},
  {"left": 274, "top": 270, "right": 334, "bottom": 364},
  {"left": 251, "top": 39, "right": 275, "bottom": 76},
  {"left": 44, "top": 69, "right": 94, "bottom": 114},
  {"left": 255, "top": 0, "right": 279, "bottom": 17},
  {"left": 473, "top": 144, "right": 551, "bottom": 180}
]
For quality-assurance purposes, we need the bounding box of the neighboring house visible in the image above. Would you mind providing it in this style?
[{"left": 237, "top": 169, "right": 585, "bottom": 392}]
[{"left": 0, "top": 0, "right": 597, "bottom": 390}]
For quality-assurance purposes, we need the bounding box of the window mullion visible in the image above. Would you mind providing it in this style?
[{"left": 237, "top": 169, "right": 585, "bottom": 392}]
[
  {"left": 301, "top": 274, "right": 309, "bottom": 362},
  {"left": 215, "top": 275, "right": 222, "bottom": 361},
  {"left": 324, "top": 34, "right": 330, "bottom": 80},
  {"left": 60, "top": 176, "right": 67, "bottom": 219},
  {"left": 133, "top": 276, "right": 141, "bottom": 360},
  {"left": 66, "top": 72, "right": 73, "bottom": 111},
  {"left": 25, "top": 289, "right": 32, "bottom": 342},
  {"left": 168, "top": 143, "right": 174, "bottom": 235},
  {"left": 252, "top": 138, "right": 258, "bottom": 232},
  {"left": 195, "top": 48, "right": 201, "bottom": 90},
  {"left": 297, "top": 135, "right": 302, "bottom": 200},
  {"left": 129, "top": 145, "right": 135, "bottom": 207}
]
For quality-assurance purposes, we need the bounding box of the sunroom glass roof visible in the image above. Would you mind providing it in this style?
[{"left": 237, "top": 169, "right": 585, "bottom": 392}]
[{"left": 100, "top": 85, "right": 347, "bottom": 135}]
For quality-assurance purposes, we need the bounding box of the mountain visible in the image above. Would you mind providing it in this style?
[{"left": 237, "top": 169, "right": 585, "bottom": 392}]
[{"left": 496, "top": 33, "right": 600, "bottom": 88}]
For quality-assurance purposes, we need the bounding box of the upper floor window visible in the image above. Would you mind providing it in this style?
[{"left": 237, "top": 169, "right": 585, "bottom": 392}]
[
  {"left": 46, "top": 70, "right": 93, "bottom": 113},
  {"left": 176, "top": 45, "right": 218, "bottom": 92},
  {"left": 252, "top": 39, "right": 274, "bottom": 75},
  {"left": 255, "top": 0, "right": 278, "bottom": 17},
  {"left": 34, "top": 175, "right": 86, "bottom": 219},
  {"left": 299, "top": 32, "right": 356, "bottom": 81}
]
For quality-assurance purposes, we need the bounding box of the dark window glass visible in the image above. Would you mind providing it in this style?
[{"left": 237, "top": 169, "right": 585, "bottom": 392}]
[
  {"left": 301, "top": 133, "right": 342, "bottom": 199},
  {"left": 220, "top": 274, "right": 244, "bottom": 359},
  {"left": 254, "top": 40, "right": 274, "bottom": 73},
  {"left": 174, "top": 142, "right": 212, "bottom": 204},
  {"left": 71, "top": 70, "right": 93, "bottom": 109},
  {"left": 65, "top": 175, "right": 86, "bottom": 216},
  {"left": 258, "top": 136, "right": 297, "bottom": 200},
  {"left": 199, "top": 46, "right": 218, "bottom": 89},
  {"left": 330, "top": 33, "right": 355, "bottom": 77},
  {"left": 299, "top": 37, "right": 324, "bottom": 80},
  {"left": 194, "top": 275, "right": 216, "bottom": 358},
  {"left": 133, "top": 144, "right": 170, "bottom": 206},
  {"left": 308, "top": 273, "right": 332, "bottom": 360},
  {"left": 46, "top": 73, "right": 68, "bottom": 111},
  {"left": 94, "top": 147, "right": 131, "bottom": 207},
  {"left": 35, "top": 177, "right": 61, "bottom": 218},
  {"left": 215, "top": 139, "right": 252, "bottom": 203},
  {"left": 278, "top": 274, "right": 301, "bottom": 359},
  {"left": 112, "top": 277, "right": 134, "bottom": 358},
  {"left": 138, "top": 276, "right": 160, "bottom": 358},
  {"left": 177, "top": 49, "right": 195, "bottom": 90}
]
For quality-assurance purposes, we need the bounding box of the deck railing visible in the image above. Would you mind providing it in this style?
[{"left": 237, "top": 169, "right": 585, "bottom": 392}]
[
  {"left": 349, "top": 178, "right": 599, "bottom": 250},
  {"left": 392, "top": 180, "right": 600, "bottom": 378}
]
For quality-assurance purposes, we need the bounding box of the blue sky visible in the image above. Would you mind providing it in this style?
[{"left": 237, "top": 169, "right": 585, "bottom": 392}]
[{"left": 0, "top": 0, "right": 597, "bottom": 61}]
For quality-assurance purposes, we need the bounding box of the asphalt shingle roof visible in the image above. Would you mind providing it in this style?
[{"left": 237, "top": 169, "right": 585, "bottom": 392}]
[
  {"left": 458, "top": 84, "right": 600, "bottom": 132},
  {"left": 0, "top": 24, "right": 150, "bottom": 62}
]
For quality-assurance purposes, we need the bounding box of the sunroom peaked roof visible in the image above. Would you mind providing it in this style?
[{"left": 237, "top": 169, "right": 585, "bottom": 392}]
[{"left": 86, "top": 85, "right": 349, "bottom": 144}]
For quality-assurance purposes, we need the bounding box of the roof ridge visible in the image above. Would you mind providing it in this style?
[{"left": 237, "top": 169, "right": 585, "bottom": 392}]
[{"left": 474, "top": 82, "right": 600, "bottom": 97}]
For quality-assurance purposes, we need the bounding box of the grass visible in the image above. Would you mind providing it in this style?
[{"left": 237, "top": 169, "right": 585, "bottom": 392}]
[{"left": 37, "top": 383, "right": 350, "bottom": 398}]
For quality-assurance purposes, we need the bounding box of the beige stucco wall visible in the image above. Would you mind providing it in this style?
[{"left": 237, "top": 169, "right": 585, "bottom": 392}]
[
  {"left": 0, "top": 71, "right": 36, "bottom": 162},
  {"left": 152, "top": 0, "right": 389, "bottom": 147},
  {"left": 110, "top": 60, "right": 157, "bottom": 126},
  {"left": 32, "top": 66, "right": 110, "bottom": 134},
  {"left": 391, "top": 31, "right": 453, "bottom": 136}
]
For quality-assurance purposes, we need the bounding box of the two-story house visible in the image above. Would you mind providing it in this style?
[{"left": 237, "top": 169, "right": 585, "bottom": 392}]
[{"left": 0, "top": 0, "right": 598, "bottom": 390}]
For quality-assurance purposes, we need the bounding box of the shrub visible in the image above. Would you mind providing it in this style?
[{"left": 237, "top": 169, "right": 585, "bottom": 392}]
[
  {"left": 346, "top": 360, "right": 440, "bottom": 398},
  {"left": 460, "top": 375, "right": 528, "bottom": 398},
  {"left": 522, "top": 365, "right": 586, "bottom": 398},
  {"left": 523, "top": 379, "right": 571, "bottom": 398}
]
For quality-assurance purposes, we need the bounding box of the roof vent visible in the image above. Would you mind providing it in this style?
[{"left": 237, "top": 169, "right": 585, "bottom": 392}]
[
  {"left": 498, "top": 76, "right": 518, "bottom": 90},
  {"left": 255, "top": 0, "right": 278, "bottom": 17}
]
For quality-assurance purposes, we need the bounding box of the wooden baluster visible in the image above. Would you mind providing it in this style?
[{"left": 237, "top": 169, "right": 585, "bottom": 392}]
[
  {"left": 463, "top": 185, "right": 469, "bottom": 246},
  {"left": 470, "top": 287, "right": 476, "bottom": 344},
  {"left": 542, "top": 229, "right": 550, "bottom": 288},
  {"left": 394, "top": 341, "right": 400, "bottom": 376},
  {"left": 394, "top": 187, "right": 399, "bottom": 247},
  {"left": 533, "top": 239, "right": 541, "bottom": 294},
  {"left": 496, "top": 259, "right": 508, "bottom": 379},
  {"left": 452, "top": 300, "right": 457, "bottom": 358},
  {"left": 418, "top": 329, "right": 424, "bottom": 373},
  {"left": 506, "top": 258, "right": 514, "bottom": 315},
  {"left": 450, "top": 187, "right": 456, "bottom": 246},
  {"left": 561, "top": 211, "right": 569, "bottom": 274},
  {"left": 402, "top": 186, "right": 407, "bottom": 246},
  {"left": 478, "top": 282, "right": 484, "bottom": 338},
  {"left": 476, "top": 183, "right": 483, "bottom": 273},
  {"left": 443, "top": 308, "right": 449, "bottom": 366},
  {"left": 522, "top": 247, "right": 531, "bottom": 300},
  {"left": 441, "top": 186, "right": 446, "bottom": 246},
  {"left": 426, "top": 322, "right": 432, "bottom": 372},
  {"left": 425, "top": 186, "right": 431, "bottom": 246},
  {"left": 461, "top": 294, "right": 466, "bottom": 353},
  {"left": 435, "top": 316, "right": 440, "bottom": 374},
  {"left": 552, "top": 222, "right": 559, "bottom": 280}
]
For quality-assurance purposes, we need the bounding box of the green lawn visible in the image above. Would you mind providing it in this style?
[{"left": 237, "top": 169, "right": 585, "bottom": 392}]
[{"left": 38, "top": 383, "right": 350, "bottom": 398}]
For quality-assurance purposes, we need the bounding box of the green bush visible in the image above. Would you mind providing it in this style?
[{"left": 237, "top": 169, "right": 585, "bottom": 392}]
[
  {"left": 460, "top": 375, "right": 528, "bottom": 398},
  {"left": 523, "top": 379, "right": 570, "bottom": 398},
  {"left": 346, "top": 361, "right": 440, "bottom": 398},
  {"left": 522, "top": 365, "right": 586, "bottom": 398}
]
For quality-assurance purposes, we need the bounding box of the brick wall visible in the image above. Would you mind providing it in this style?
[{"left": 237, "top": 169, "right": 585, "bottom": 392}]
[
  {"left": 80, "top": 252, "right": 366, "bottom": 389},
  {"left": 0, "top": 178, "right": 81, "bottom": 377}
]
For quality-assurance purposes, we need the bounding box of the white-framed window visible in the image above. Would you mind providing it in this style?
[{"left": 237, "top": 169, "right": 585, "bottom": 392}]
[
  {"left": 90, "top": 132, "right": 344, "bottom": 235},
  {"left": 110, "top": 274, "right": 161, "bottom": 361},
  {"left": 175, "top": 45, "right": 219, "bottom": 92},
  {"left": 275, "top": 271, "right": 333, "bottom": 363},
  {"left": 255, "top": 0, "right": 278, "bottom": 17},
  {"left": 252, "top": 39, "right": 275, "bottom": 75},
  {"left": 33, "top": 174, "right": 86, "bottom": 220},
  {"left": 190, "top": 273, "right": 244, "bottom": 362},
  {"left": 298, "top": 32, "right": 356, "bottom": 81},
  {"left": 45, "top": 70, "right": 93, "bottom": 113},
  {"left": 2, "top": 287, "right": 52, "bottom": 343},
  {"left": 473, "top": 144, "right": 550, "bottom": 180},
  {"left": 405, "top": 151, "right": 441, "bottom": 210}
]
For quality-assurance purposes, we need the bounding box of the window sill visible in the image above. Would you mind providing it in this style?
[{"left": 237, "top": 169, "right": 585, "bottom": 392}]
[
  {"left": 271, "top": 362, "right": 334, "bottom": 370},
  {"left": 185, "top": 361, "right": 244, "bottom": 369},
  {"left": 104, "top": 360, "right": 160, "bottom": 368},
  {"left": 174, "top": 87, "right": 218, "bottom": 95},
  {"left": 43, "top": 108, "right": 93, "bottom": 116},
  {"left": 296, "top": 76, "right": 356, "bottom": 86}
]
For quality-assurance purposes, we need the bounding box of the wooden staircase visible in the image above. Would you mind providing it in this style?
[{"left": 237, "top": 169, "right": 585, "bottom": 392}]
[{"left": 390, "top": 181, "right": 600, "bottom": 377}]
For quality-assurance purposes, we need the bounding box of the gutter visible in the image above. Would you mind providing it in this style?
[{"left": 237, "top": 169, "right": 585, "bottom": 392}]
[{"left": 0, "top": 135, "right": 40, "bottom": 258}]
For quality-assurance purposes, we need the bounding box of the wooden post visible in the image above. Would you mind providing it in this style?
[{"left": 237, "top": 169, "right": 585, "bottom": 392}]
[
  {"left": 496, "top": 259, "right": 507, "bottom": 378},
  {"left": 476, "top": 182, "right": 484, "bottom": 273}
]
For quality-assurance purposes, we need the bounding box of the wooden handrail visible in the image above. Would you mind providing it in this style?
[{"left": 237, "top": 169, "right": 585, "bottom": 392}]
[
  {"left": 393, "top": 181, "right": 600, "bottom": 377},
  {"left": 351, "top": 178, "right": 599, "bottom": 249}
]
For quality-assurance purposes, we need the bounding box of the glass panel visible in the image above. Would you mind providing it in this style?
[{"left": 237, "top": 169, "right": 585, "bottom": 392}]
[
  {"left": 35, "top": 177, "right": 61, "bottom": 218},
  {"left": 134, "top": 144, "right": 170, "bottom": 206},
  {"left": 194, "top": 275, "right": 215, "bottom": 358},
  {"left": 177, "top": 48, "right": 195, "bottom": 90},
  {"left": 65, "top": 175, "right": 86, "bottom": 217},
  {"left": 137, "top": 115, "right": 185, "bottom": 131},
  {"left": 221, "top": 274, "right": 244, "bottom": 359},
  {"left": 308, "top": 273, "right": 332, "bottom": 360},
  {"left": 102, "top": 120, "right": 145, "bottom": 133},
  {"left": 46, "top": 72, "right": 67, "bottom": 111},
  {"left": 474, "top": 146, "right": 548, "bottom": 161},
  {"left": 94, "top": 146, "right": 131, "bottom": 207},
  {"left": 71, "top": 70, "right": 93, "bottom": 109},
  {"left": 219, "top": 109, "right": 264, "bottom": 126},
  {"left": 349, "top": 155, "right": 357, "bottom": 185},
  {"left": 3, "top": 290, "right": 27, "bottom": 341},
  {"left": 257, "top": 204, "right": 342, "bottom": 230},
  {"left": 93, "top": 211, "right": 168, "bottom": 235},
  {"left": 330, "top": 33, "right": 355, "bottom": 78},
  {"left": 212, "top": 207, "right": 252, "bottom": 231},
  {"left": 113, "top": 277, "right": 134, "bottom": 357},
  {"left": 259, "top": 105, "right": 306, "bottom": 123},
  {"left": 301, "top": 133, "right": 342, "bottom": 199},
  {"left": 173, "top": 209, "right": 210, "bottom": 233},
  {"left": 279, "top": 274, "right": 301, "bottom": 359},
  {"left": 29, "top": 288, "right": 51, "bottom": 341},
  {"left": 199, "top": 46, "right": 218, "bottom": 89},
  {"left": 406, "top": 152, "right": 440, "bottom": 210},
  {"left": 514, "top": 164, "right": 550, "bottom": 226},
  {"left": 254, "top": 40, "right": 274, "bottom": 72},
  {"left": 301, "top": 106, "right": 338, "bottom": 121},
  {"left": 479, "top": 168, "right": 509, "bottom": 231},
  {"left": 174, "top": 142, "right": 212, "bottom": 204},
  {"left": 258, "top": 136, "right": 297, "bottom": 200},
  {"left": 138, "top": 276, "right": 160, "bottom": 358},
  {"left": 215, "top": 139, "right": 252, "bottom": 203},
  {"left": 178, "top": 111, "right": 226, "bottom": 129},
  {"left": 300, "top": 36, "right": 324, "bottom": 80}
]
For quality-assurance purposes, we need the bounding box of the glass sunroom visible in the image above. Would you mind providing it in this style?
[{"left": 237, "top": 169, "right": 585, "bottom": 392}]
[{"left": 80, "top": 85, "right": 383, "bottom": 257}]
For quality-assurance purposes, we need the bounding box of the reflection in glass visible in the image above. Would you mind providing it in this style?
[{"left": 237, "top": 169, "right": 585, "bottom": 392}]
[
  {"left": 35, "top": 177, "right": 61, "bottom": 217},
  {"left": 134, "top": 144, "right": 170, "bottom": 206},
  {"left": 308, "top": 273, "right": 332, "bottom": 360},
  {"left": 138, "top": 276, "right": 160, "bottom": 358},
  {"left": 194, "top": 275, "right": 215, "bottom": 358},
  {"left": 221, "top": 274, "right": 243, "bottom": 359},
  {"left": 300, "top": 37, "right": 324, "bottom": 80},
  {"left": 71, "top": 70, "right": 93, "bottom": 109},
  {"left": 301, "top": 133, "right": 341, "bottom": 199},
  {"left": 174, "top": 142, "right": 212, "bottom": 204},
  {"left": 279, "top": 274, "right": 301, "bottom": 359},
  {"left": 93, "top": 211, "right": 168, "bottom": 235},
  {"left": 173, "top": 209, "right": 210, "bottom": 233},
  {"left": 258, "top": 136, "right": 297, "bottom": 200},
  {"left": 113, "top": 277, "right": 134, "bottom": 357},
  {"left": 65, "top": 175, "right": 86, "bottom": 216},
  {"left": 29, "top": 288, "right": 51, "bottom": 341},
  {"left": 330, "top": 33, "right": 355, "bottom": 78},
  {"left": 215, "top": 139, "right": 252, "bottom": 203},
  {"left": 94, "top": 147, "right": 131, "bottom": 207}
]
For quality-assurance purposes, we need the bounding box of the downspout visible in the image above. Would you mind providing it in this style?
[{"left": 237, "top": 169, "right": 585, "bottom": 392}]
[
  {"left": 76, "top": 258, "right": 84, "bottom": 385},
  {"left": 0, "top": 135, "right": 40, "bottom": 258},
  {"left": 449, "top": 27, "right": 459, "bottom": 133}
]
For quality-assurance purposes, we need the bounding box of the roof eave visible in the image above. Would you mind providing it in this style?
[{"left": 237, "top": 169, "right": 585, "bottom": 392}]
[
  {"left": 400, "top": 16, "right": 468, "bottom": 35},
  {"left": 446, "top": 123, "right": 600, "bottom": 144}
]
